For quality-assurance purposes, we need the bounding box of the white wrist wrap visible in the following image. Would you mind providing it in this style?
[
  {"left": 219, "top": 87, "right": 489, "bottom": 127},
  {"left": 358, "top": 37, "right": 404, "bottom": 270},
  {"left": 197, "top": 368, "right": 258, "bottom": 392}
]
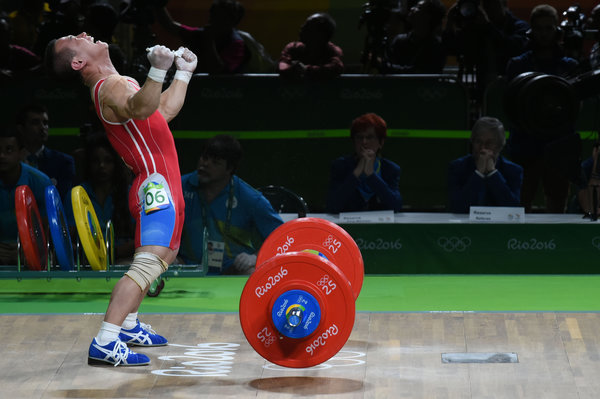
[
  {"left": 147, "top": 67, "right": 167, "bottom": 83},
  {"left": 174, "top": 70, "right": 193, "bottom": 83}
]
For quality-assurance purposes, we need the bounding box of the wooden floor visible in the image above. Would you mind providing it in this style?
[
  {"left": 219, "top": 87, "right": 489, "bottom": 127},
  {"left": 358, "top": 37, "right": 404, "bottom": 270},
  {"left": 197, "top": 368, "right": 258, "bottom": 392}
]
[{"left": 2, "top": 312, "right": 600, "bottom": 398}]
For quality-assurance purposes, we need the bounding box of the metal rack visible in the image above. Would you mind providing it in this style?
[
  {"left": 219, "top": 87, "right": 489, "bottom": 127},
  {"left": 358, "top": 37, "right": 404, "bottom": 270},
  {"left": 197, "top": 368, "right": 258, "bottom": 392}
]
[{"left": 1, "top": 220, "right": 207, "bottom": 296}]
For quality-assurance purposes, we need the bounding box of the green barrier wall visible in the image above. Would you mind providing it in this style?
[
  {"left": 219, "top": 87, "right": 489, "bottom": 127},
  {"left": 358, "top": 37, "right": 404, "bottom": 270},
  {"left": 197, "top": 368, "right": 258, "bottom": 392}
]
[
  {"left": 0, "top": 74, "right": 470, "bottom": 130},
  {"left": 171, "top": 74, "right": 469, "bottom": 130},
  {"left": 341, "top": 222, "right": 600, "bottom": 274}
]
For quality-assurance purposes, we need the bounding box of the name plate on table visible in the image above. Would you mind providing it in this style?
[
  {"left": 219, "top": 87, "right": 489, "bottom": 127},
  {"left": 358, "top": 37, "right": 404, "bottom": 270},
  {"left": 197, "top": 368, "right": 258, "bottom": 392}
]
[
  {"left": 469, "top": 206, "right": 525, "bottom": 223},
  {"left": 339, "top": 210, "right": 395, "bottom": 224}
]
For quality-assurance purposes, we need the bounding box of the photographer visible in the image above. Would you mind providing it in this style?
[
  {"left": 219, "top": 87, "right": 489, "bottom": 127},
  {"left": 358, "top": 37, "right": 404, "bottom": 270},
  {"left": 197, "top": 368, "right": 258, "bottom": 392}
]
[
  {"left": 560, "top": 4, "right": 587, "bottom": 70},
  {"left": 358, "top": 0, "right": 399, "bottom": 73},
  {"left": 278, "top": 13, "right": 343, "bottom": 80},
  {"left": 155, "top": 0, "right": 273, "bottom": 74},
  {"left": 383, "top": 0, "right": 447, "bottom": 74},
  {"left": 155, "top": 0, "right": 246, "bottom": 74},
  {"left": 586, "top": 3, "right": 600, "bottom": 70},
  {"left": 505, "top": 4, "right": 579, "bottom": 213},
  {"left": 442, "top": 0, "right": 529, "bottom": 98}
]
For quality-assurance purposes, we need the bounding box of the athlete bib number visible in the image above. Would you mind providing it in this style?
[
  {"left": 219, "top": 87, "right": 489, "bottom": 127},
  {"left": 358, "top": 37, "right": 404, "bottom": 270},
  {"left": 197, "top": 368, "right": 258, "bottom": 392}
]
[{"left": 143, "top": 181, "right": 171, "bottom": 214}]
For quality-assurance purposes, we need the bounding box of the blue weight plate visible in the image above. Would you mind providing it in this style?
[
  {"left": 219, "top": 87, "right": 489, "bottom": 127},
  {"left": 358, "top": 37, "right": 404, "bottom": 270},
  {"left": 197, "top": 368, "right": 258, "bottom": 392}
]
[{"left": 45, "top": 186, "right": 74, "bottom": 270}]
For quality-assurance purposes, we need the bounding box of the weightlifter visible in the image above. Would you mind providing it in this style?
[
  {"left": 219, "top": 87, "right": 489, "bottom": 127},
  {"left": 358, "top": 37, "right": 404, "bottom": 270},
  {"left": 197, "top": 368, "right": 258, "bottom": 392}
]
[{"left": 45, "top": 33, "right": 197, "bottom": 366}]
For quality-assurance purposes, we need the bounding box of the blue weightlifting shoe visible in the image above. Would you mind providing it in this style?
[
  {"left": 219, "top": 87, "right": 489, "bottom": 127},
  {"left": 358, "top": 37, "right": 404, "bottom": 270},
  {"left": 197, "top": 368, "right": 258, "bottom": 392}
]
[
  {"left": 88, "top": 338, "right": 150, "bottom": 366},
  {"left": 119, "top": 320, "right": 168, "bottom": 347}
]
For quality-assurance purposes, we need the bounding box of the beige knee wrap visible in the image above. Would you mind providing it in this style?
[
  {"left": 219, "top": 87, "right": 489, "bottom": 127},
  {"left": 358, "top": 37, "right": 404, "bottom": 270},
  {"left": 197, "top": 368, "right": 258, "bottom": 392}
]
[{"left": 125, "top": 252, "right": 169, "bottom": 291}]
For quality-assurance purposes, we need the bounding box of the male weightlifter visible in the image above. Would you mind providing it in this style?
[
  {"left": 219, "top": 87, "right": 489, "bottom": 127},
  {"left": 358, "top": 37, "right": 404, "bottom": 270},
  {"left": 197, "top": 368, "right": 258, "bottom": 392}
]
[{"left": 45, "top": 33, "right": 197, "bottom": 366}]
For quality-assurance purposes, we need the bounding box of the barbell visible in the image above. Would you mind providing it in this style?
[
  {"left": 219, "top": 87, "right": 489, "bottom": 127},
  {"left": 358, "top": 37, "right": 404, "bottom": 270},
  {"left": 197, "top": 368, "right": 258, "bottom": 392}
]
[{"left": 239, "top": 217, "right": 364, "bottom": 368}]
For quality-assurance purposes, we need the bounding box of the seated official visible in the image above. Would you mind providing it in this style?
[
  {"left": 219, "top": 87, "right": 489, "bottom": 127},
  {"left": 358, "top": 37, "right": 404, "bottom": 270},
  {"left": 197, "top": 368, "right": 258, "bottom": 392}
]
[
  {"left": 448, "top": 116, "right": 523, "bottom": 213},
  {"left": 326, "top": 113, "right": 402, "bottom": 213},
  {"left": 179, "top": 134, "right": 283, "bottom": 275},
  {"left": 0, "top": 126, "right": 52, "bottom": 264}
]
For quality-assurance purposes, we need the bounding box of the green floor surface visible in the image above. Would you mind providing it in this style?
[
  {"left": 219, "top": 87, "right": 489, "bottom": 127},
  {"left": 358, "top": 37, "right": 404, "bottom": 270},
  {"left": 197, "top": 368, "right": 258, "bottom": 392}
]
[{"left": 1, "top": 275, "right": 599, "bottom": 314}]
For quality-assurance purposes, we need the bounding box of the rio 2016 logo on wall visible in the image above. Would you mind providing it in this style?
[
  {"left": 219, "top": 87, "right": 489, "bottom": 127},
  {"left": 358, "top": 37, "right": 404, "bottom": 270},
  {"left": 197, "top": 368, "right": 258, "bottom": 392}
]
[
  {"left": 354, "top": 238, "right": 402, "bottom": 251},
  {"left": 437, "top": 237, "right": 471, "bottom": 252},
  {"left": 507, "top": 238, "right": 556, "bottom": 250}
]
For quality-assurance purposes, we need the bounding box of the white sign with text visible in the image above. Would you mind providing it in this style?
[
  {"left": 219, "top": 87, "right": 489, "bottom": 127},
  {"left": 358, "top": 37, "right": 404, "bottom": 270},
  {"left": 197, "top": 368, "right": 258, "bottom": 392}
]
[
  {"left": 469, "top": 206, "right": 525, "bottom": 223},
  {"left": 339, "top": 210, "right": 395, "bottom": 224}
]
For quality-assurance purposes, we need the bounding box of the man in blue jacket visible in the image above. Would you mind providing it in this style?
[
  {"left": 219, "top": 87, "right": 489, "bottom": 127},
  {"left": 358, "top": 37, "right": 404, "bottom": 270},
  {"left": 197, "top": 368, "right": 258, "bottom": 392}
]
[
  {"left": 16, "top": 103, "right": 75, "bottom": 201},
  {"left": 448, "top": 116, "right": 523, "bottom": 213}
]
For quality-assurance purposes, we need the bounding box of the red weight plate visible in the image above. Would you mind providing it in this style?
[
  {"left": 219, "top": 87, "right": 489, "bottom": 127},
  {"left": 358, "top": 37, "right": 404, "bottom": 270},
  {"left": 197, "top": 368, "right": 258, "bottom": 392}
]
[
  {"left": 15, "top": 185, "right": 47, "bottom": 270},
  {"left": 256, "top": 217, "right": 364, "bottom": 299},
  {"left": 240, "top": 252, "right": 355, "bottom": 368}
]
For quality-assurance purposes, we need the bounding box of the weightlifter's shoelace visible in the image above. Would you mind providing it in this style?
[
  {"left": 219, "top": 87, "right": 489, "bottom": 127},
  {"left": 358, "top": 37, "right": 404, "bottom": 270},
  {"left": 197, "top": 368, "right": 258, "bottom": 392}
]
[
  {"left": 109, "top": 340, "right": 130, "bottom": 367},
  {"left": 140, "top": 322, "right": 157, "bottom": 335}
]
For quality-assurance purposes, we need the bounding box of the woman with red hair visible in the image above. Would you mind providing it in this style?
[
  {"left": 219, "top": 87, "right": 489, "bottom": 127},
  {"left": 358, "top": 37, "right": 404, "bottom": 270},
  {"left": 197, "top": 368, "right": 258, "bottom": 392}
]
[{"left": 326, "top": 113, "right": 403, "bottom": 213}]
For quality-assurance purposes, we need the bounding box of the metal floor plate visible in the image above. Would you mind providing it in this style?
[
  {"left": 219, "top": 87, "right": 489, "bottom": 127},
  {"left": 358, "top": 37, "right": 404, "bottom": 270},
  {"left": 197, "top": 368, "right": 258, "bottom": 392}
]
[{"left": 441, "top": 352, "right": 519, "bottom": 363}]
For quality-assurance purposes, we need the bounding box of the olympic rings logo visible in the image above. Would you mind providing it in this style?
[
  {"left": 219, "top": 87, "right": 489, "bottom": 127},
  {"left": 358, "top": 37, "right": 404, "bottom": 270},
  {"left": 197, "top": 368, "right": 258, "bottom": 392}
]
[
  {"left": 417, "top": 87, "right": 447, "bottom": 102},
  {"left": 200, "top": 87, "right": 243, "bottom": 99},
  {"left": 323, "top": 235, "right": 334, "bottom": 247},
  {"left": 257, "top": 327, "right": 276, "bottom": 348},
  {"left": 437, "top": 236, "right": 471, "bottom": 252},
  {"left": 322, "top": 235, "right": 341, "bottom": 254},
  {"left": 152, "top": 343, "right": 239, "bottom": 377},
  {"left": 263, "top": 350, "right": 366, "bottom": 370},
  {"left": 592, "top": 237, "right": 600, "bottom": 250},
  {"left": 317, "top": 275, "right": 330, "bottom": 287},
  {"left": 339, "top": 88, "right": 383, "bottom": 100}
]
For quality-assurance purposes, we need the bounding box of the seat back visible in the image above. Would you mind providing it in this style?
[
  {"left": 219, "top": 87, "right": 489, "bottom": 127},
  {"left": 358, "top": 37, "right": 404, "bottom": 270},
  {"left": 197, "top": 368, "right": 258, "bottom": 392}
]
[{"left": 258, "top": 185, "right": 309, "bottom": 217}]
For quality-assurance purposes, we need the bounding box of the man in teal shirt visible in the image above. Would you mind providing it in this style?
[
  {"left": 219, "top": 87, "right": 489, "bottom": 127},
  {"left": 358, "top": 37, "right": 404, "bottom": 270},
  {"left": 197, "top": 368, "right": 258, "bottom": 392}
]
[{"left": 179, "top": 135, "right": 283, "bottom": 274}]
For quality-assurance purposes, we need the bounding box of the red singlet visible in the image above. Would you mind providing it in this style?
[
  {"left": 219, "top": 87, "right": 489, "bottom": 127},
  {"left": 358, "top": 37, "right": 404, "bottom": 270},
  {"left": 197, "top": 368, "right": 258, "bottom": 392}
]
[{"left": 92, "top": 77, "right": 184, "bottom": 250}]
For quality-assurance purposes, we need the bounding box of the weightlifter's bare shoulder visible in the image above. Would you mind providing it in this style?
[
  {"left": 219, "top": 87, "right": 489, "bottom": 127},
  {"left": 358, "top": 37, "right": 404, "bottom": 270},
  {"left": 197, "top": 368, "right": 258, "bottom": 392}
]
[{"left": 95, "top": 74, "right": 140, "bottom": 123}]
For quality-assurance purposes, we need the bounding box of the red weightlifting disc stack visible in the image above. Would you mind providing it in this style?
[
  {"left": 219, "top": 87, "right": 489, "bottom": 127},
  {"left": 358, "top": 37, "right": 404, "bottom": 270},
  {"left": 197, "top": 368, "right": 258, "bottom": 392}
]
[{"left": 239, "top": 217, "right": 364, "bottom": 368}]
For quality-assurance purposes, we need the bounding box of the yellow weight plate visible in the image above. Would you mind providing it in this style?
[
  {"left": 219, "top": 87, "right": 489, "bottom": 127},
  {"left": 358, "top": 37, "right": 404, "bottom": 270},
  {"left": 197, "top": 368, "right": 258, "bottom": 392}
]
[{"left": 71, "top": 186, "right": 106, "bottom": 270}]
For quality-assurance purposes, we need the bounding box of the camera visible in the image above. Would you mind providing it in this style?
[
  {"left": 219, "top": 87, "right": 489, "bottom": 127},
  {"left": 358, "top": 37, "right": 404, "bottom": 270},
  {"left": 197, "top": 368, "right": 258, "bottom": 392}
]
[
  {"left": 560, "top": 4, "right": 586, "bottom": 60},
  {"left": 561, "top": 5, "right": 586, "bottom": 31},
  {"left": 119, "top": 0, "right": 158, "bottom": 26},
  {"left": 358, "top": 0, "right": 395, "bottom": 28},
  {"left": 358, "top": 0, "right": 395, "bottom": 43},
  {"left": 358, "top": 0, "right": 396, "bottom": 70}
]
